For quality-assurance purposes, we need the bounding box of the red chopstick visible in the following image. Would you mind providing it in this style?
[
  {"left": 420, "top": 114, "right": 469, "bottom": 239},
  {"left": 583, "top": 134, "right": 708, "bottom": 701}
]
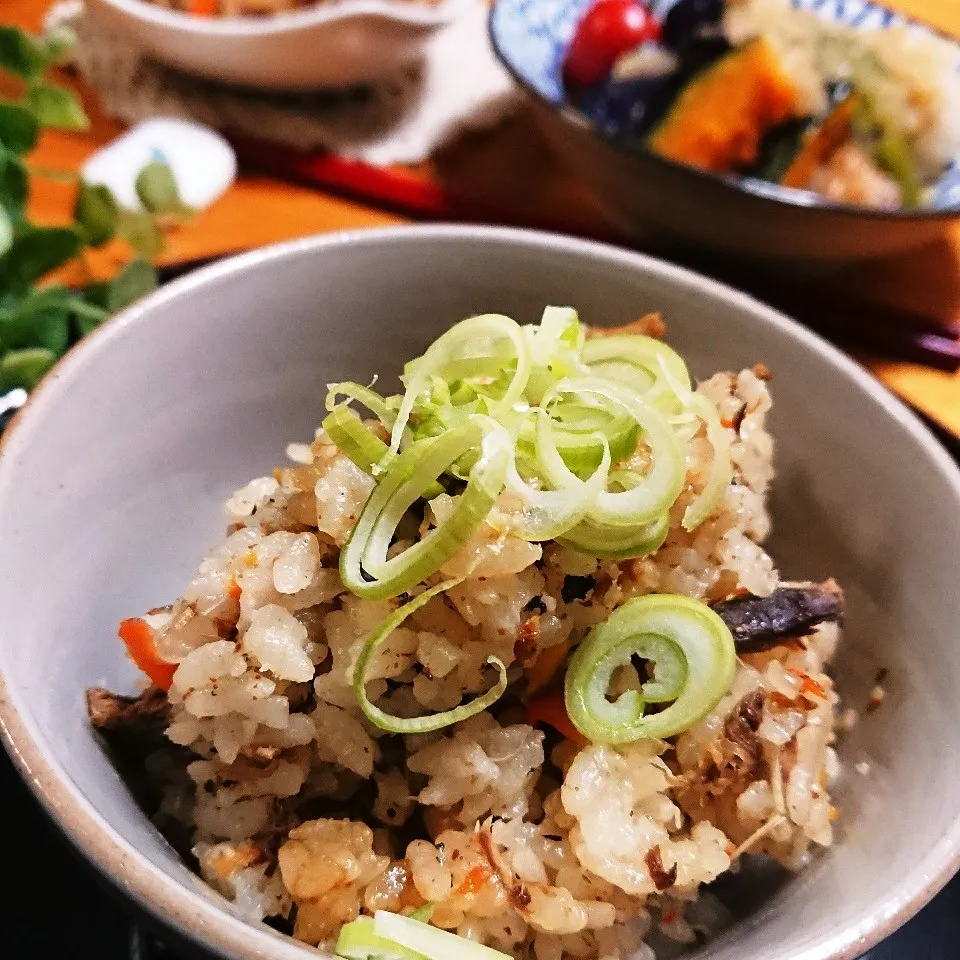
[{"left": 231, "top": 138, "right": 960, "bottom": 372}]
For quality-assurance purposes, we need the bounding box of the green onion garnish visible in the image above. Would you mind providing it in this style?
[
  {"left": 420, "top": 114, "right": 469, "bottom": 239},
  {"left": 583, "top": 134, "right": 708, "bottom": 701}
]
[
  {"left": 564, "top": 594, "right": 736, "bottom": 744},
  {"left": 335, "top": 912, "right": 514, "bottom": 960},
  {"left": 318, "top": 307, "right": 737, "bottom": 735},
  {"left": 335, "top": 916, "right": 428, "bottom": 960},
  {"left": 340, "top": 417, "right": 511, "bottom": 601},
  {"left": 353, "top": 582, "right": 508, "bottom": 734}
]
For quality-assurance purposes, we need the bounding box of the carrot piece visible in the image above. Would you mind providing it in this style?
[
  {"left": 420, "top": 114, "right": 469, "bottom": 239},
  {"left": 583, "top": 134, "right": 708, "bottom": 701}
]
[
  {"left": 781, "top": 93, "right": 858, "bottom": 190},
  {"left": 118, "top": 617, "right": 177, "bottom": 691},
  {"left": 524, "top": 637, "right": 572, "bottom": 698},
  {"left": 227, "top": 578, "right": 242, "bottom": 601},
  {"left": 526, "top": 690, "right": 588, "bottom": 746},
  {"left": 454, "top": 865, "right": 491, "bottom": 897},
  {"left": 788, "top": 668, "right": 826, "bottom": 699},
  {"left": 186, "top": 0, "right": 219, "bottom": 15},
  {"left": 243, "top": 549, "right": 258, "bottom": 569}
]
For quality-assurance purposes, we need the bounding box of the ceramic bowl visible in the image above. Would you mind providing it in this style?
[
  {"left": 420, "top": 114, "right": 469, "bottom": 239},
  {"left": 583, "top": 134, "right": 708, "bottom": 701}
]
[
  {"left": 1, "top": 225, "right": 959, "bottom": 960},
  {"left": 489, "top": 0, "right": 960, "bottom": 262},
  {"left": 87, "top": 0, "right": 464, "bottom": 89}
]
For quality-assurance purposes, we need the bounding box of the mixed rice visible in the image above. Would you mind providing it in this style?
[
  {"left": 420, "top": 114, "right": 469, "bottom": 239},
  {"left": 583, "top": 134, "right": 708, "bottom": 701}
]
[{"left": 89, "top": 310, "right": 847, "bottom": 960}]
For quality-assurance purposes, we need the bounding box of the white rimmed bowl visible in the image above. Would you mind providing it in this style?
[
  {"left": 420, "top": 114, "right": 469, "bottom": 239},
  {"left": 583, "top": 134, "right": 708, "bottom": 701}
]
[
  {"left": 87, "top": 0, "right": 464, "bottom": 89},
  {"left": 1, "top": 225, "right": 959, "bottom": 960}
]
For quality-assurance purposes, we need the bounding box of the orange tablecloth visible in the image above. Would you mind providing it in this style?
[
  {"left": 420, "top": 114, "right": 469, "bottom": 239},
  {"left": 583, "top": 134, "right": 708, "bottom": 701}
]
[{"left": 5, "top": 0, "right": 960, "bottom": 435}]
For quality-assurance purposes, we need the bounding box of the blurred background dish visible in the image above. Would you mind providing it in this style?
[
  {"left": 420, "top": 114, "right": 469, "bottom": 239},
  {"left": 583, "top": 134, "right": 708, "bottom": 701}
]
[
  {"left": 489, "top": 0, "right": 960, "bottom": 261},
  {"left": 140, "top": 0, "right": 445, "bottom": 17},
  {"left": 86, "top": 0, "right": 466, "bottom": 89}
]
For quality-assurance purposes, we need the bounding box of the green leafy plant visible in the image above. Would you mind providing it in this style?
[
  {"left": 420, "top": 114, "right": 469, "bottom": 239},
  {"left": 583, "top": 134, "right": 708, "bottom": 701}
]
[{"left": 0, "top": 25, "right": 194, "bottom": 393}]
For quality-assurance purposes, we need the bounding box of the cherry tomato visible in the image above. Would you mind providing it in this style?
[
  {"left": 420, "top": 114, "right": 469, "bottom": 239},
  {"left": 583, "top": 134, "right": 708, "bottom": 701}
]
[{"left": 563, "top": 0, "right": 662, "bottom": 90}]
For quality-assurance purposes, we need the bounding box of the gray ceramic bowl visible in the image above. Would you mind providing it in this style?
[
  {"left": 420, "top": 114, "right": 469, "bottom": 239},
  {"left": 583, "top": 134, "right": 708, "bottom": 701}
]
[
  {"left": 0, "top": 225, "right": 959, "bottom": 960},
  {"left": 488, "top": 0, "right": 960, "bottom": 263}
]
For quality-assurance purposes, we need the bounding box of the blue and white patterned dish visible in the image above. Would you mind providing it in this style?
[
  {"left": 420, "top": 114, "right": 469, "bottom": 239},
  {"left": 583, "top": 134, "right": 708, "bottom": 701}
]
[{"left": 490, "top": 0, "right": 960, "bottom": 214}]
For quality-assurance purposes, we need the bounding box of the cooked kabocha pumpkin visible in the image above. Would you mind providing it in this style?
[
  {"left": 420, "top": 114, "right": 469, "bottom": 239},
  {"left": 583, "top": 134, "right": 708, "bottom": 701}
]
[{"left": 647, "top": 38, "right": 801, "bottom": 172}]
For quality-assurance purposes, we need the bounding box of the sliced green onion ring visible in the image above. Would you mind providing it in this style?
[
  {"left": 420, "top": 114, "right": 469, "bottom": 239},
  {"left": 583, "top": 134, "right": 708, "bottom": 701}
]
[
  {"left": 493, "top": 417, "right": 611, "bottom": 542},
  {"left": 322, "top": 405, "right": 390, "bottom": 476},
  {"left": 375, "top": 912, "right": 514, "bottom": 960},
  {"left": 524, "top": 306, "right": 590, "bottom": 402},
  {"left": 354, "top": 582, "right": 508, "bottom": 734},
  {"left": 539, "top": 379, "right": 685, "bottom": 527},
  {"left": 558, "top": 511, "right": 670, "bottom": 560},
  {"left": 388, "top": 314, "right": 532, "bottom": 459},
  {"left": 564, "top": 594, "right": 736, "bottom": 743},
  {"left": 681, "top": 392, "right": 733, "bottom": 532},
  {"left": 529, "top": 396, "right": 640, "bottom": 474},
  {"left": 556, "top": 470, "right": 670, "bottom": 560},
  {"left": 341, "top": 417, "right": 510, "bottom": 600},
  {"left": 582, "top": 335, "right": 692, "bottom": 411},
  {"left": 326, "top": 381, "right": 397, "bottom": 426},
  {"left": 323, "top": 405, "right": 444, "bottom": 500},
  {"left": 335, "top": 916, "right": 429, "bottom": 960}
]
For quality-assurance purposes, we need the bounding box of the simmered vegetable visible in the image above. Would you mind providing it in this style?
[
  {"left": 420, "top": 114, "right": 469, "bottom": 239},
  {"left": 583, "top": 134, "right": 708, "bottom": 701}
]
[
  {"left": 648, "top": 39, "right": 801, "bottom": 172},
  {"left": 781, "top": 91, "right": 858, "bottom": 189}
]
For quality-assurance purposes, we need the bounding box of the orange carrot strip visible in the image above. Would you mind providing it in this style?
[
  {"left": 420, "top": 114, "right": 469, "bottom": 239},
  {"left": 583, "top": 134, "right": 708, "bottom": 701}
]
[
  {"left": 526, "top": 690, "right": 588, "bottom": 746},
  {"left": 524, "top": 637, "right": 572, "bottom": 698},
  {"left": 454, "top": 865, "right": 491, "bottom": 897},
  {"left": 227, "top": 578, "right": 242, "bottom": 601},
  {"left": 788, "top": 668, "right": 826, "bottom": 699},
  {"left": 118, "top": 617, "right": 177, "bottom": 691}
]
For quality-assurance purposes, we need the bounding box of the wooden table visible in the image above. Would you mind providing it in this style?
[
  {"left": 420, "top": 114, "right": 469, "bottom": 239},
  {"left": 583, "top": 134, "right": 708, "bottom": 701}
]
[{"left": 5, "top": 0, "right": 960, "bottom": 435}]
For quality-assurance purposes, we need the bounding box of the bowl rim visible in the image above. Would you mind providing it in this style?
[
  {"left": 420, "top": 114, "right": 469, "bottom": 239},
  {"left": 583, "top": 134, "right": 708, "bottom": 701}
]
[
  {"left": 486, "top": 0, "right": 960, "bottom": 223},
  {"left": 89, "top": 0, "right": 465, "bottom": 35},
  {"left": 1, "top": 223, "right": 960, "bottom": 960}
]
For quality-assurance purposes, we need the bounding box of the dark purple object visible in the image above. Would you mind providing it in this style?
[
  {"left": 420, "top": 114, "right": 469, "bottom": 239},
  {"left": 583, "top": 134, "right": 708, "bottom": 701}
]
[
  {"left": 662, "top": 0, "right": 724, "bottom": 51},
  {"left": 576, "top": 74, "right": 677, "bottom": 138}
]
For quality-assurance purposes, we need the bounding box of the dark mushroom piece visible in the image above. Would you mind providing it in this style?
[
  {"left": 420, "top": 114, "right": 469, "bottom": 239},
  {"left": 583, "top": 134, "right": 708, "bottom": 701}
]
[
  {"left": 712, "top": 579, "right": 844, "bottom": 653},
  {"left": 86, "top": 685, "right": 172, "bottom": 757}
]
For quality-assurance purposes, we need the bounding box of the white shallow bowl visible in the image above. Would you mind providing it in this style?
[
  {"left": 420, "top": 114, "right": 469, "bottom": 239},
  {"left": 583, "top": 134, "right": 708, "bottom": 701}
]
[
  {"left": 1, "top": 226, "right": 959, "bottom": 960},
  {"left": 87, "top": 0, "right": 463, "bottom": 89}
]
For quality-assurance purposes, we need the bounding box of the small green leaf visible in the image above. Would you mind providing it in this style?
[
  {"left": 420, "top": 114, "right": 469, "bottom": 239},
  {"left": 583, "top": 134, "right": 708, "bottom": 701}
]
[
  {"left": 106, "top": 258, "right": 158, "bottom": 313},
  {"left": 0, "top": 151, "right": 29, "bottom": 220},
  {"left": 74, "top": 181, "right": 119, "bottom": 248},
  {"left": 135, "top": 160, "right": 180, "bottom": 214},
  {"left": 24, "top": 82, "right": 89, "bottom": 132},
  {"left": 42, "top": 25, "right": 77, "bottom": 66},
  {"left": 0, "top": 346, "right": 56, "bottom": 390},
  {"left": 0, "top": 102, "right": 39, "bottom": 155},
  {"left": 0, "top": 226, "right": 82, "bottom": 291},
  {"left": 0, "top": 286, "right": 72, "bottom": 354},
  {"left": 0, "top": 205, "right": 11, "bottom": 258},
  {"left": 117, "top": 211, "right": 164, "bottom": 260},
  {"left": 0, "top": 27, "right": 48, "bottom": 81},
  {"left": 69, "top": 294, "right": 111, "bottom": 336}
]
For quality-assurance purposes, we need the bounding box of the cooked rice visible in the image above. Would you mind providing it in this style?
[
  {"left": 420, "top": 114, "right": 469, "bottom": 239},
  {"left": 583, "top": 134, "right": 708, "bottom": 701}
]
[{"left": 103, "top": 363, "right": 846, "bottom": 959}]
